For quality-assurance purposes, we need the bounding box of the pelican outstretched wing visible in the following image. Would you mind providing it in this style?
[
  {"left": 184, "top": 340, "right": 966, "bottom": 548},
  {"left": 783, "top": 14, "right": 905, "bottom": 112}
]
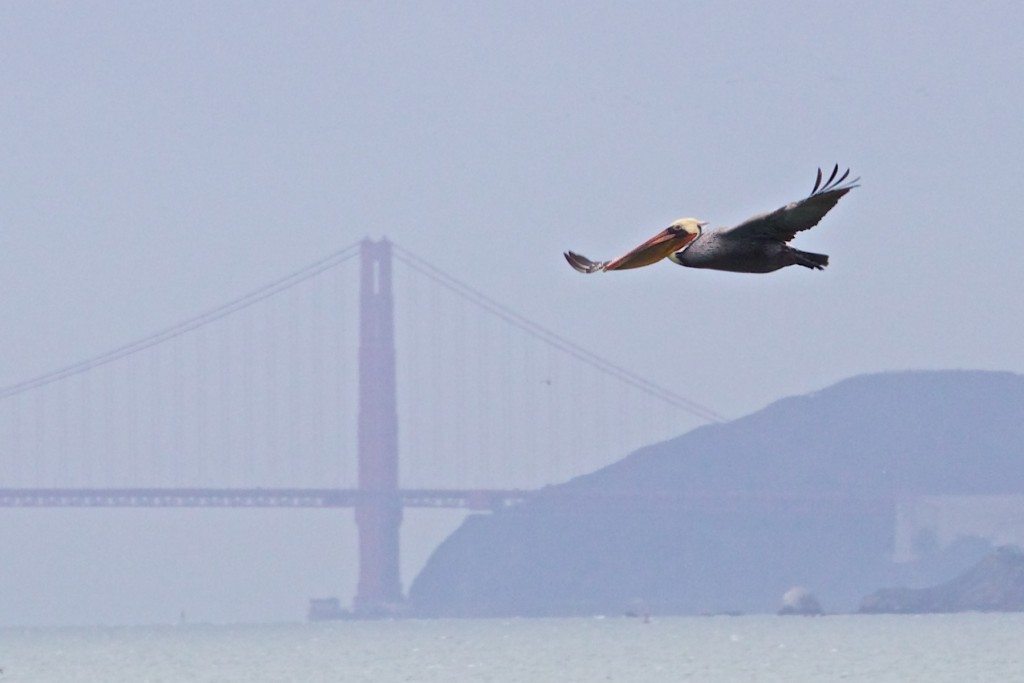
[
  {"left": 564, "top": 225, "right": 697, "bottom": 274},
  {"left": 724, "top": 165, "right": 859, "bottom": 243}
]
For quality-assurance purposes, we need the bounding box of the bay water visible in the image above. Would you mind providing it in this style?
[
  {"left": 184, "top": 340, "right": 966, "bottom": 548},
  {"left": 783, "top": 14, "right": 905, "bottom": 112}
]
[{"left": 3, "top": 613, "right": 1022, "bottom": 682}]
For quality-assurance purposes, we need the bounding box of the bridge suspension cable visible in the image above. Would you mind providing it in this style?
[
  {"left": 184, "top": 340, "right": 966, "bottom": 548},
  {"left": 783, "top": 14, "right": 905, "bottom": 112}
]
[
  {"left": 391, "top": 245, "right": 724, "bottom": 423},
  {"left": 0, "top": 240, "right": 363, "bottom": 400}
]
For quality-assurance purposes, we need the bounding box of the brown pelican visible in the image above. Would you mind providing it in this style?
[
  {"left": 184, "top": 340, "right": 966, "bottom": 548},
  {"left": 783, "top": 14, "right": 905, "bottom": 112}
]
[{"left": 564, "top": 166, "right": 858, "bottom": 274}]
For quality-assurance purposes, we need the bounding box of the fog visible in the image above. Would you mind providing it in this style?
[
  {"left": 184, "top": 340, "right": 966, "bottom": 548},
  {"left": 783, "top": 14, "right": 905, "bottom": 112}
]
[{"left": 1, "top": 2, "right": 1022, "bottom": 624}]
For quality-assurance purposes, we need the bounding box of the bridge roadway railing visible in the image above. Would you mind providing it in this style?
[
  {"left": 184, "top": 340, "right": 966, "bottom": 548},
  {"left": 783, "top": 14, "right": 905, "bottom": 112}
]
[
  {"left": 0, "top": 488, "right": 894, "bottom": 515},
  {"left": 0, "top": 488, "right": 531, "bottom": 510}
]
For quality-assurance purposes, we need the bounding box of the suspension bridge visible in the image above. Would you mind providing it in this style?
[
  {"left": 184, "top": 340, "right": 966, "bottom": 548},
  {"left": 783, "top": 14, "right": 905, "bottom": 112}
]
[{"left": 0, "top": 238, "right": 722, "bottom": 615}]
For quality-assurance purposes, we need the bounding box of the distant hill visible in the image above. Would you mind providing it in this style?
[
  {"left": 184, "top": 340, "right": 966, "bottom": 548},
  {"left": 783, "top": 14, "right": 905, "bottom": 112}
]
[
  {"left": 860, "top": 545, "right": 1024, "bottom": 613},
  {"left": 409, "top": 371, "right": 1024, "bottom": 617}
]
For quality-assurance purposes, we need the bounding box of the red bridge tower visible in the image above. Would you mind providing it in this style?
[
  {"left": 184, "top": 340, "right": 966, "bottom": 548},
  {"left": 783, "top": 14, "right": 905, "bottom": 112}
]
[{"left": 353, "top": 238, "right": 403, "bottom": 614}]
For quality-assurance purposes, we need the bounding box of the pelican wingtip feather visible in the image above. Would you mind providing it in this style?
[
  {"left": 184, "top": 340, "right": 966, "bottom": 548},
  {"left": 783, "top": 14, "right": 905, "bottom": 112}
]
[
  {"left": 564, "top": 250, "right": 604, "bottom": 274},
  {"left": 811, "top": 164, "right": 859, "bottom": 196}
]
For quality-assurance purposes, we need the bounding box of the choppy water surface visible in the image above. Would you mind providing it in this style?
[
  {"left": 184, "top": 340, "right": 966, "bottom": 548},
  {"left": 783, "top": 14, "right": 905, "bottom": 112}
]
[{"left": 3, "top": 613, "right": 1023, "bottom": 682}]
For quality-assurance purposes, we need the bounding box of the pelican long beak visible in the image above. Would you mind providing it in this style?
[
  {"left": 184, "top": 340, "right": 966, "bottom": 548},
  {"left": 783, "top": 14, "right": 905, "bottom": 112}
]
[{"left": 603, "top": 227, "right": 699, "bottom": 271}]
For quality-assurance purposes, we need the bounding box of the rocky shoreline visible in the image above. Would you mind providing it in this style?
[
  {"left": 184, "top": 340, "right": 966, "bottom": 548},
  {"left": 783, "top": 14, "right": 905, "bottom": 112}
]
[{"left": 859, "top": 546, "right": 1024, "bottom": 614}]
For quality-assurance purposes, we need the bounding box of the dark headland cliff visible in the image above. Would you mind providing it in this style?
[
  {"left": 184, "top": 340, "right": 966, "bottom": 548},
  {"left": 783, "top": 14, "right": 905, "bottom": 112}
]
[
  {"left": 409, "top": 371, "right": 1024, "bottom": 617},
  {"left": 860, "top": 545, "right": 1024, "bottom": 613}
]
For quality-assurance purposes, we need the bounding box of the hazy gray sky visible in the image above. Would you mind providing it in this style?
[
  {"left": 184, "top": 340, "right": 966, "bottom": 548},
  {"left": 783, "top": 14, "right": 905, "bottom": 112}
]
[{"left": 2, "top": 2, "right": 1023, "bottom": 624}]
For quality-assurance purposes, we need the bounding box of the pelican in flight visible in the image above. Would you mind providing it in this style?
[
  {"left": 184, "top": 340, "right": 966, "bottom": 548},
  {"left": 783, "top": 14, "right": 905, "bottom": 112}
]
[{"left": 564, "top": 166, "right": 858, "bottom": 274}]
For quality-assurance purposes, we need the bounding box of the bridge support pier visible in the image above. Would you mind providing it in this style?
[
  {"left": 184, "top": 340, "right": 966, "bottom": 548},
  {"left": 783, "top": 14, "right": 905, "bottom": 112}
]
[{"left": 353, "top": 238, "right": 404, "bottom": 615}]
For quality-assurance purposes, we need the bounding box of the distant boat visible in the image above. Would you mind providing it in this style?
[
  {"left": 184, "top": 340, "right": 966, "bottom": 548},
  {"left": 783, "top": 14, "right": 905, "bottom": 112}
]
[{"left": 307, "top": 597, "right": 352, "bottom": 621}]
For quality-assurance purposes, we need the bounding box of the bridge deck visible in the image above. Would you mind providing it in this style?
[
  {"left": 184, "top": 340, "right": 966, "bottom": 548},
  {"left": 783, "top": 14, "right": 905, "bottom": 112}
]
[
  {"left": 0, "top": 488, "right": 894, "bottom": 514},
  {"left": 0, "top": 488, "right": 531, "bottom": 510}
]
